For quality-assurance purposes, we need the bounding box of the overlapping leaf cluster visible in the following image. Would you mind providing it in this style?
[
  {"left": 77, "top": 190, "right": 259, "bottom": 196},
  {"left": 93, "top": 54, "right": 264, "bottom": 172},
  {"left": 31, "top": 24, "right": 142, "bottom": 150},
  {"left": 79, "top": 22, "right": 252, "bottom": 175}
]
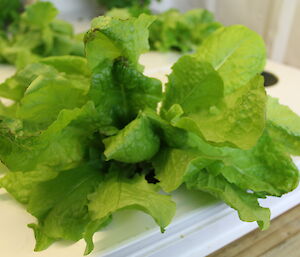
[
  {"left": 107, "top": 8, "right": 222, "bottom": 52},
  {"left": 149, "top": 8, "right": 222, "bottom": 52},
  {"left": 0, "top": 14, "right": 300, "bottom": 255},
  {"left": 0, "top": 1, "right": 84, "bottom": 69}
]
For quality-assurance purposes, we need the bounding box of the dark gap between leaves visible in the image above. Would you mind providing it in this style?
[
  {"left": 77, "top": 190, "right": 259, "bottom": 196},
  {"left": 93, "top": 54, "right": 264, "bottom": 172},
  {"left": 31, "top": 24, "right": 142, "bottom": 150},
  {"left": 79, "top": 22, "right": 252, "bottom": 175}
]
[{"left": 262, "top": 71, "right": 279, "bottom": 87}]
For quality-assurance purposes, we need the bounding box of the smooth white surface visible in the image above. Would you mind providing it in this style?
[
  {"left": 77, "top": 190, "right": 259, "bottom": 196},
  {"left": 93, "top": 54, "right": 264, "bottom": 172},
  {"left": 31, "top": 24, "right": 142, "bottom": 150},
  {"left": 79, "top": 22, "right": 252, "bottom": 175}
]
[
  {"left": 1, "top": 53, "right": 300, "bottom": 257},
  {"left": 270, "top": 0, "right": 298, "bottom": 62}
]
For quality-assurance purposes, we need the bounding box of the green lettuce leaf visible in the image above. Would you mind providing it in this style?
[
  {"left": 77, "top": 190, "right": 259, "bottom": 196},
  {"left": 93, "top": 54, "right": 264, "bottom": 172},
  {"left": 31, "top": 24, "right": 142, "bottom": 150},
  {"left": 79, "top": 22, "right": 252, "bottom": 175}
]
[
  {"left": 154, "top": 146, "right": 272, "bottom": 229},
  {"left": 267, "top": 97, "right": 300, "bottom": 155},
  {"left": 0, "top": 55, "right": 89, "bottom": 102},
  {"left": 24, "top": 1, "right": 58, "bottom": 27},
  {"left": 17, "top": 74, "right": 88, "bottom": 130},
  {"left": 0, "top": 102, "right": 98, "bottom": 172},
  {"left": 153, "top": 148, "right": 199, "bottom": 192},
  {"left": 0, "top": 63, "right": 57, "bottom": 101},
  {"left": 39, "top": 56, "right": 90, "bottom": 77},
  {"left": 104, "top": 115, "right": 160, "bottom": 163},
  {"left": 182, "top": 75, "right": 266, "bottom": 149},
  {"left": 0, "top": 170, "right": 57, "bottom": 204},
  {"left": 210, "top": 131, "right": 299, "bottom": 196},
  {"left": 195, "top": 25, "right": 266, "bottom": 94},
  {"left": 85, "top": 15, "right": 161, "bottom": 128},
  {"left": 162, "top": 55, "right": 224, "bottom": 112},
  {"left": 144, "top": 108, "right": 223, "bottom": 157},
  {"left": 27, "top": 163, "right": 105, "bottom": 251},
  {"left": 83, "top": 217, "right": 112, "bottom": 255},
  {"left": 89, "top": 58, "right": 162, "bottom": 128},
  {"left": 184, "top": 163, "right": 270, "bottom": 230},
  {"left": 88, "top": 164, "right": 176, "bottom": 231},
  {"left": 85, "top": 14, "right": 155, "bottom": 70},
  {"left": 163, "top": 55, "right": 266, "bottom": 149}
]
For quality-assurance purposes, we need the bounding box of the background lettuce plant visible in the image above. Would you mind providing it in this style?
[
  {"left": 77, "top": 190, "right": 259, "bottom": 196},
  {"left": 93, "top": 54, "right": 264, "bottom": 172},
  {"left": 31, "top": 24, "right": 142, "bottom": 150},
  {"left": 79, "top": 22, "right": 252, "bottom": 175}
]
[
  {"left": 106, "top": 7, "right": 222, "bottom": 52},
  {"left": 0, "top": 1, "right": 84, "bottom": 69}
]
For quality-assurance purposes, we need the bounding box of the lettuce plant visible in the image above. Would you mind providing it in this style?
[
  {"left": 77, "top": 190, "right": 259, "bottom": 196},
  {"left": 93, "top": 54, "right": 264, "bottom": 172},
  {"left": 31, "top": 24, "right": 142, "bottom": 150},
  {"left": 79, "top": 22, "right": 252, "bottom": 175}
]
[
  {"left": 0, "top": 1, "right": 84, "bottom": 69},
  {"left": 107, "top": 8, "right": 222, "bottom": 52},
  {"left": 0, "top": 14, "right": 299, "bottom": 255},
  {"left": 149, "top": 8, "right": 222, "bottom": 52}
]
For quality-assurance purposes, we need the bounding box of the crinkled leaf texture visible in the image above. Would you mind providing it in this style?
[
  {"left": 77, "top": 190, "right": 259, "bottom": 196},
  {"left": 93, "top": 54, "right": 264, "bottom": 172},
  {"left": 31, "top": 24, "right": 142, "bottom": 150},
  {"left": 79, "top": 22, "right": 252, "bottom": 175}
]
[
  {"left": 267, "top": 97, "right": 300, "bottom": 155},
  {"left": 88, "top": 164, "right": 176, "bottom": 232},
  {"left": 85, "top": 14, "right": 162, "bottom": 129},
  {"left": 88, "top": 58, "right": 162, "bottom": 128},
  {"left": 24, "top": 163, "right": 175, "bottom": 255},
  {"left": 153, "top": 147, "right": 273, "bottom": 230},
  {"left": 184, "top": 165, "right": 271, "bottom": 230},
  {"left": 163, "top": 54, "right": 266, "bottom": 149},
  {"left": 85, "top": 14, "right": 155, "bottom": 70},
  {"left": 104, "top": 115, "right": 160, "bottom": 163},
  {"left": 0, "top": 101, "right": 98, "bottom": 172},
  {"left": 26, "top": 164, "right": 106, "bottom": 253},
  {"left": 212, "top": 131, "right": 299, "bottom": 197}
]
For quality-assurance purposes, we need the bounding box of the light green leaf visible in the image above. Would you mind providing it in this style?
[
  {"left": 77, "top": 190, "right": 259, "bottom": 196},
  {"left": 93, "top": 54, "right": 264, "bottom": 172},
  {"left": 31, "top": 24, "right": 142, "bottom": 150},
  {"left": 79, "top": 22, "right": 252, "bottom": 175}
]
[
  {"left": 0, "top": 101, "right": 18, "bottom": 119},
  {"left": 85, "top": 14, "right": 155, "bottom": 70},
  {"left": 39, "top": 56, "right": 90, "bottom": 77},
  {"left": 154, "top": 148, "right": 199, "bottom": 192},
  {"left": 144, "top": 108, "right": 223, "bottom": 157},
  {"left": 177, "top": 75, "right": 266, "bottom": 149},
  {"left": 106, "top": 8, "right": 132, "bottom": 19},
  {"left": 17, "top": 74, "right": 88, "bottom": 130},
  {"left": 88, "top": 166, "right": 176, "bottom": 230},
  {"left": 27, "top": 223, "right": 56, "bottom": 252},
  {"left": 23, "top": 2, "right": 58, "bottom": 27},
  {"left": 104, "top": 115, "right": 160, "bottom": 163},
  {"left": 211, "top": 131, "right": 299, "bottom": 196},
  {"left": 162, "top": 55, "right": 224, "bottom": 113},
  {"left": 184, "top": 165, "right": 270, "bottom": 230},
  {"left": 1, "top": 102, "right": 98, "bottom": 172},
  {"left": 27, "top": 163, "right": 104, "bottom": 249},
  {"left": 0, "top": 170, "right": 57, "bottom": 204},
  {"left": 0, "top": 63, "right": 56, "bottom": 101},
  {"left": 83, "top": 217, "right": 112, "bottom": 255},
  {"left": 267, "top": 97, "right": 300, "bottom": 155},
  {"left": 50, "top": 19, "right": 73, "bottom": 35},
  {"left": 195, "top": 25, "right": 266, "bottom": 94}
]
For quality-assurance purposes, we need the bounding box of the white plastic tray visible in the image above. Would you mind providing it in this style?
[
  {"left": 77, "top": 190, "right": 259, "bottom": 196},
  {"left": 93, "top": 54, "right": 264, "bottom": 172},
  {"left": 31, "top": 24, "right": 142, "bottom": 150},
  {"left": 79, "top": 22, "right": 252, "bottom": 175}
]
[{"left": 1, "top": 53, "right": 300, "bottom": 257}]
